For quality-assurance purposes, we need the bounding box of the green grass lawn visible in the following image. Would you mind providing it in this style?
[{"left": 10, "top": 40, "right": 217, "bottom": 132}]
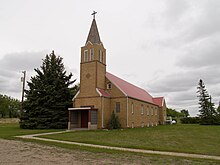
[
  {"left": 0, "top": 123, "right": 63, "bottom": 140},
  {"left": 40, "top": 124, "right": 220, "bottom": 156},
  {"left": 0, "top": 122, "right": 220, "bottom": 164}
]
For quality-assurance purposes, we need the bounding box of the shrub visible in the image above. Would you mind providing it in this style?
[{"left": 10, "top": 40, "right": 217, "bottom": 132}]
[
  {"left": 180, "top": 117, "right": 200, "bottom": 124},
  {"left": 108, "top": 111, "right": 121, "bottom": 129}
]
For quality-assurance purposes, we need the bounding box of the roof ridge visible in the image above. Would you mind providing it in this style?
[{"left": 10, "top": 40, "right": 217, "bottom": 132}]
[
  {"left": 107, "top": 72, "right": 152, "bottom": 96},
  {"left": 106, "top": 72, "right": 156, "bottom": 104}
]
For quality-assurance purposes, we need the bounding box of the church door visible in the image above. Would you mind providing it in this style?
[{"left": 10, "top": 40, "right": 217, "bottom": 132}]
[{"left": 81, "top": 110, "right": 88, "bottom": 128}]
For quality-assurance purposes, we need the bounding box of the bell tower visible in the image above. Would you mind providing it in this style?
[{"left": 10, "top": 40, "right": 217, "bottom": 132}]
[{"left": 79, "top": 13, "right": 106, "bottom": 97}]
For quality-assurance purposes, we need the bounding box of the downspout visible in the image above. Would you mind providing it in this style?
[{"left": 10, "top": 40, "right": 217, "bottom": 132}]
[
  {"left": 126, "top": 96, "right": 129, "bottom": 127},
  {"left": 101, "top": 96, "right": 104, "bottom": 128},
  {"left": 102, "top": 96, "right": 104, "bottom": 128}
]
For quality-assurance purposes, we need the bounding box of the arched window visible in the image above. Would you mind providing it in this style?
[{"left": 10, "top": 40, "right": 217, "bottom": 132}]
[
  {"left": 90, "top": 49, "right": 94, "bottom": 61},
  {"left": 102, "top": 51, "right": 104, "bottom": 63},
  {"left": 99, "top": 50, "right": 102, "bottom": 62},
  {"left": 131, "top": 103, "right": 134, "bottom": 114},
  {"left": 84, "top": 50, "right": 88, "bottom": 62}
]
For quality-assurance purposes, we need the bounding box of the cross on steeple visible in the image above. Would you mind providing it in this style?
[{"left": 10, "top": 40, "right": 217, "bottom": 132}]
[{"left": 91, "top": 11, "right": 97, "bottom": 19}]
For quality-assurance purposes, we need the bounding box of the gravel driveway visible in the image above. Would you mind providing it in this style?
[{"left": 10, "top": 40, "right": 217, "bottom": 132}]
[{"left": 0, "top": 139, "right": 151, "bottom": 165}]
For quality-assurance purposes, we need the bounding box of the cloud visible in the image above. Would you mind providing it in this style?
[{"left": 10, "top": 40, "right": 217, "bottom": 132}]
[
  {"left": 0, "top": 51, "right": 46, "bottom": 99},
  {"left": 0, "top": 51, "right": 46, "bottom": 71},
  {"left": 164, "top": 0, "right": 190, "bottom": 23},
  {"left": 176, "top": 35, "right": 220, "bottom": 68},
  {"left": 144, "top": 66, "right": 220, "bottom": 116},
  {"left": 186, "top": 1, "right": 220, "bottom": 41},
  {"left": 0, "top": 50, "right": 78, "bottom": 99}
]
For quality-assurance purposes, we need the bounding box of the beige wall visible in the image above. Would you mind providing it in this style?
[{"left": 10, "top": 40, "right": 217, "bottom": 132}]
[
  {"left": 79, "top": 42, "right": 106, "bottom": 97},
  {"left": 127, "top": 98, "right": 159, "bottom": 128},
  {"left": 158, "top": 101, "right": 167, "bottom": 124}
]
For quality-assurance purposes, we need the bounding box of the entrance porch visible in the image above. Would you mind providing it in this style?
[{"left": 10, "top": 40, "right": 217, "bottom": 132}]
[{"left": 68, "top": 107, "right": 98, "bottom": 130}]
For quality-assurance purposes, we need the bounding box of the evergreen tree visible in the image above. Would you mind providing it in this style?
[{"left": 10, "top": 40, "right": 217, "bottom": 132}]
[
  {"left": 197, "top": 79, "right": 217, "bottom": 124},
  {"left": 108, "top": 111, "right": 121, "bottom": 129},
  {"left": 197, "top": 79, "right": 210, "bottom": 119},
  {"left": 20, "top": 51, "right": 75, "bottom": 129},
  {"left": 217, "top": 104, "right": 220, "bottom": 114}
]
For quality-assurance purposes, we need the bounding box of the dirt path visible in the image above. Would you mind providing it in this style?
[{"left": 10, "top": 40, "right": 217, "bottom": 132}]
[
  {"left": 17, "top": 132, "right": 220, "bottom": 161},
  {"left": 0, "top": 139, "right": 142, "bottom": 165},
  {"left": 1, "top": 138, "right": 220, "bottom": 165}
]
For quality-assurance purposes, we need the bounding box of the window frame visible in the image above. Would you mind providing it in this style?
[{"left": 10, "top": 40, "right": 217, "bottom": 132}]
[
  {"left": 84, "top": 50, "right": 88, "bottom": 62},
  {"left": 99, "top": 50, "right": 102, "bottom": 62},
  {"left": 102, "top": 51, "right": 104, "bottom": 63},
  {"left": 131, "top": 103, "right": 134, "bottom": 114},
  {"left": 141, "top": 105, "right": 144, "bottom": 115},
  {"left": 90, "top": 49, "right": 94, "bottom": 61},
  {"left": 147, "top": 106, "right": 149, "bottom": 116},
  {"left": 107, "top": 82, "right": 112, "bottom": 89},
  {"left": 116, "top": 102, "right": 120, "bottom": 113}
]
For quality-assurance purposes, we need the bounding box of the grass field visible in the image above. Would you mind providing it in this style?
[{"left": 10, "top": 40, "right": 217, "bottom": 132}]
[
  {"left": 40, "top": 124, "right": 220, "bottom": 156},
  {"left": 1, "top": 121, "right": 220, "bottom": 164},
  {"left": 0, "top": 123, "right": 63, "bottom": 140}
]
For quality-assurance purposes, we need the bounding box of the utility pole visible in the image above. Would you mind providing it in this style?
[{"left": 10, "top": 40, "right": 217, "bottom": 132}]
[{"left": 21, "top": 71, "right": 26, "bottom": 113}]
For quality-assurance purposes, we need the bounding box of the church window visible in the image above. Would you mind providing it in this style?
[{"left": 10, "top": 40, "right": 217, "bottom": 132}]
[
  {"left": 102, "top": 51, "right": 104, "bottom": 63},
  {"left": 131, "top": 103, "right": 134, "bottom": 114},
  {"left": 155, "top": 109, "right": 157, "bottom": 116},
  {"left": 90, "top": 49, "right": 94, "bottom": 61},
  {"left": 116, "top": 102, "right": 120, "bottom": 113},
  {"left": 151, "top": 107, "right": 153, "bottom": 116},
  {"left": 91, "top": 110, "right": 97, "bottom": 124},
  {"left": 107, "top": 82, "right": 112, "bottom": 89},
  {"left": 71, "top": 111, "right": 78, "bottom": 125},
  {"left": 99, "top": 50, "right": 102, "bottom": 62},
  {"left": 84, "top": 50, "right": 88, "bottom": 62},
  {"left": 141, "top": 105, "right": 144, "bottom": 115},
  {"left": 147, "top": 107, "right": 149, "bottom": 115}
]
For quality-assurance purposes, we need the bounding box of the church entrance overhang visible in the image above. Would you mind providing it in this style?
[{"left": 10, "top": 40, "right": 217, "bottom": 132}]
[{"left": 68, "top": 107, "right": 98, "bottom": 130}]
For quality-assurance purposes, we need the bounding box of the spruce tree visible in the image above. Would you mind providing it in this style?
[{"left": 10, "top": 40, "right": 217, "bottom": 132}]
[
  {"left": 108, "top": 111, "right": 121, "bottom": 129},
  {"left": 20, "top": 51, "right": 75, "bottom": 129},
  {"left": 197, "top": 79, "right": 210, "bottom": 119},
  {"left": 197, "top": 79, "right": 216, "bottom": 124}
]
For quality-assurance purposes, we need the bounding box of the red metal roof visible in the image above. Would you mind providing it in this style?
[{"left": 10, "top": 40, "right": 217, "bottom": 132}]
[
  {"left": 106, "top": 72, "right": 155, "bottom": 104},
  {"left": 96, "top": 88, "right": 111, "bottom": 97},
  {"left": 153, "top": 97, "right": 164, "bottom": 107}
]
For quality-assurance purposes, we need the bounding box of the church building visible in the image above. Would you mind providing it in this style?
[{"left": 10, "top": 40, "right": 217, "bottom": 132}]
[{"left": 68, "top": 15, "right": 167, "bottom": 129}]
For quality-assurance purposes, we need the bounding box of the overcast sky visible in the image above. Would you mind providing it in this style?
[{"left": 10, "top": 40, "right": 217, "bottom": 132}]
[{"left": 1, "top": 0, "right": 220, "bottom": 116}]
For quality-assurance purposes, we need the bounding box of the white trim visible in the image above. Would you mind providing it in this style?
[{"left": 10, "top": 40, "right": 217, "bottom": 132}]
[
  {"left": 101, "top": 97, "right": 104, "bottom": 128},
  {"left": 85, "top": 41, "right": 93, "bottom": 46},
  {"left": 162, "top": 98, "right": 165, "bottom": 107},
  {"left": 96, "top": 88, "right": 102, "bottom": 96},
  {"left": 68, "top": 107, "right": 91, "bottom": 111},
  {"left": 126, "top": 96, "right": 129, "bottom": 127},
  {"left": 84, "top": 50, "right": 88, "bottom": 62},
  {"left": 72, "top": 90, "right": 80, "bottom": 101}
]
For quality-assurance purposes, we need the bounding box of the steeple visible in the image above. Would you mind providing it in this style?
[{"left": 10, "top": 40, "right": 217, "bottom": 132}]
[
  {"left": 79, "top": 13, "right": 106, "bottom": 97},
  {"left": 86, "top": 17, "right": 102, "bottom": 45}
]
